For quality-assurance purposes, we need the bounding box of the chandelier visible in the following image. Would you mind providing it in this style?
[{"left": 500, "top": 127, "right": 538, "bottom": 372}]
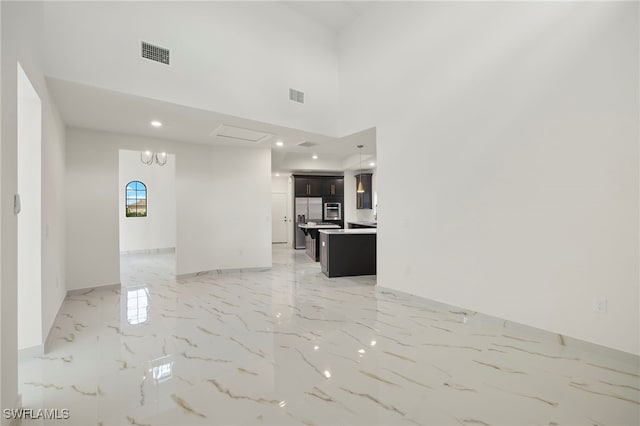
[{"left": 140, "top": 151, "right": 167, "bottom": 166}]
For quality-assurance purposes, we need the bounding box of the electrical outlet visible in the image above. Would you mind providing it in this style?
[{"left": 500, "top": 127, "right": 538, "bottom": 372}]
[{"left": 593, "top": 298, "right": 608, "bottom": 313}]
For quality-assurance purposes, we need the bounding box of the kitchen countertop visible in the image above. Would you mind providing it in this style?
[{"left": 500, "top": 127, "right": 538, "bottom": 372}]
[
  {"left": 319, "top": 228, "right": 377, "bottom": 235},
  {"left": 298, "top": 223, "right": 341, "bottom": 229},
  {"left": 348, "top": 221, "right": 377, "bottom": 227}
]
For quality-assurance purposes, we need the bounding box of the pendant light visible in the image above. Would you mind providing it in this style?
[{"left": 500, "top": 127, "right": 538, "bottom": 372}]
[{"left": 357, "top": 145, "right": 365, "bottom": 193}]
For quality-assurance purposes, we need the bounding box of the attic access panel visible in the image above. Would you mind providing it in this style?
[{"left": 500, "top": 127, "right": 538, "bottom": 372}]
[{"left": 210, "top": 124, "right": 274, "bottom": 143}]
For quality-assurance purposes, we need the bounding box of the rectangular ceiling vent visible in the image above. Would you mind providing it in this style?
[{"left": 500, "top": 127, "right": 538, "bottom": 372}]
[
  {"left": 289, "top": 88, "right": 305, "bottom": 104},
  {"left": 141, "top": 41, "right": 170, "bottom": 65},
  {"left": 211, "top": 124, "right": 274, "bottom": 143},
  {"left": 297, "top": 141, "right": 316, "bottom": 148}
]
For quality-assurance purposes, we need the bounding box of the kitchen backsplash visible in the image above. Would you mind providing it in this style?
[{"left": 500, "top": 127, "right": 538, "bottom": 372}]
[{"left": 354, "top": 205, "right": 375, "bottom": 222}]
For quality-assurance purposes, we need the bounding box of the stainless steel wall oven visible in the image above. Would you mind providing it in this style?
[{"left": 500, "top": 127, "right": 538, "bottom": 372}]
[{"left": 324, "top": 202, "right": 341, "bottom": 221}]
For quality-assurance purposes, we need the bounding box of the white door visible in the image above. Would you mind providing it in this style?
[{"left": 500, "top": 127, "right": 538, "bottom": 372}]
[{"left": 272, "top": 193, "right": 288, "bottom": 243}]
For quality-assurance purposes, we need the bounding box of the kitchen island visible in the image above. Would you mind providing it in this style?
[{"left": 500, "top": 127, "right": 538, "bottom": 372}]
[
  {"left": 319, "top": 228, "right": 376, "bottom": 277},
  {"left": 298, "top": 223, "right": 341, "bottom": 261}
]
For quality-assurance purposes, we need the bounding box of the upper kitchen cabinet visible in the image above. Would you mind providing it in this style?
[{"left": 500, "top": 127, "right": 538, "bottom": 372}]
[
  {"left": 293, "top": 176, "right": 323, "bottom": 197},
  {"left": 322, "top": 178, "right": 344, "bottom": 198},
  {"left": 294, "top": 177, "right": 308, "bottom": 196},
  {"left": 355, "top": 173, "right": 373, "bottom": 209}
]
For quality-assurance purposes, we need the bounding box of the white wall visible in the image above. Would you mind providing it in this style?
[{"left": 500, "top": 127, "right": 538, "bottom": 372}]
[
  {"left": 0, "top": 0, "right": 4, "bottom": 415},
  {"left": 1, "top": 0, "right": 67, "bottom": 417},
  {"left": 17, "top": 63, "right": 42, "bottom": 350},
  {"left": 41, "top": 81, "right": 66, "bottom": 343},
  {"left": 42, "top": 1, "right": 339, "bottom": 137},
  {"left": 344, "top": 169, "right": 376, "bottom": 224},
  {"left": 339, "top": 2, "right": 640, "bottom": 355},
  {"left": 119, "top": 149, "right": 176, "bottom": 253},
  {"left": 271, "top": 175, "right": 289, "bottom": 193},
  {"left": 66, "top": 128, "right": 272, "bottom": 290}
]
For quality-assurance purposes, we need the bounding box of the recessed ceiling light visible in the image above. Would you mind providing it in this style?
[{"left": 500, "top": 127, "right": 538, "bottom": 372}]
[
  {"left": 276, "top": 141, "right": 284, "bottom": 147},
  {"left": 275, "top": 173, "right": 280, "bottom": 177},
  {"left": 151, "top": 121, "right": 162, "bottom": 128},
  {"left": 312, "top": 155, "right": 318, "bottom": 160},
  {"left": 369, "top": 162, "right": 375, "bottom": 167}
]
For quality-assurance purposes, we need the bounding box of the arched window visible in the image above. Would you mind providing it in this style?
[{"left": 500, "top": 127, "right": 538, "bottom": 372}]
[{"left": 125, "top": 181, "right": 147, "bottom": 217}]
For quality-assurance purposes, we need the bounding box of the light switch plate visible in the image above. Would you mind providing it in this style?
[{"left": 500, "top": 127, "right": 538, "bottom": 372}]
[
  {"left": 14, "top": 194, "right": 21, "bottom": 214},
  {"left": 593, "top": 297, "right": 607, "bottom": 313}
]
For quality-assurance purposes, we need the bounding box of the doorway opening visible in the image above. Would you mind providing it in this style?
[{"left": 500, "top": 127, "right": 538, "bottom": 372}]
[
  {"left": 17, "top": 62, "right": 43, "bottom": 351},
  {"left": 118, "top": 149, "right": 177, "bottom": 291}
]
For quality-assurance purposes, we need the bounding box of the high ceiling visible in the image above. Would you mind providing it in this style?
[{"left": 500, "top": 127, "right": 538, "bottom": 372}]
[
  {"left": 43, "top": 2, "right": 379, "bottom": 174},
  {"left": 48, "top": 78, "right": 376, "bottom": 174},
  {"left": 282, "top": 1, "right": 376, "bottom": 32}
]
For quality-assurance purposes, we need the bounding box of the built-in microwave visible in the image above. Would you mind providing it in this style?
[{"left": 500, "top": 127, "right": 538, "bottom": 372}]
[{"left": 324, "top": 202, "right": 341, "bottom": 221}]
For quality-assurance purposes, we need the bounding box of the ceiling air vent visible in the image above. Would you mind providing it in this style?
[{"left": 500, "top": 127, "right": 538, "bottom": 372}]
[
  {"left": 297, "top": 141, "right": 316, "bottom": 148},
  {"left": 141, "top": 41, "right": 170, "bottom": 65},
  {"left": 289, "top": 88, "right": 305, "bottom": 104}
]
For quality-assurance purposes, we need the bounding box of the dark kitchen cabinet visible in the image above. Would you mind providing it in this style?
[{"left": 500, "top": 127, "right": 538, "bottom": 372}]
[
  {"left": 322, "top": 178, "right": 344, "bottom": 198},
  {"left": 355, "top": 173, "right": 373, "bottom": 209},
  {"left": 294, "top": 178, "right": 308, "bottom": 197},
  {"left": 307, "top": 179, "right": 323, "bottom": 196},
  {"left": 294, "top": 177, "right": 322, "bottom": 197},
  {"left": 295, "top": 175, "right": 343, "bottom": 197}
]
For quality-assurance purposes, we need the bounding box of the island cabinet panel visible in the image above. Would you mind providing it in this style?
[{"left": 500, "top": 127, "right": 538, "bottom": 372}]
[
  {"left": 322, "top": 178, "right": 344, "bottom": 198},
  {"left": 305, "top": 233, "right": 316, "bottom": 260},
  {"left": 320, "top": 233, "right": 329, "bottom": 275},
  {"left": 321, "top": 232, "right": 376, "bottom": 277}
]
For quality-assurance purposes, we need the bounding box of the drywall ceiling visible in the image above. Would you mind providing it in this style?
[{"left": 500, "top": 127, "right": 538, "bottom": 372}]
[
  {"left": 282, "top": 1, "right": 376, "bottom": 32},
  {"left": 47, "top": 78, "right": 375, "bottom": 173},
  {"left": 42, "top": 0, "right": 341, "bottom": 137}
]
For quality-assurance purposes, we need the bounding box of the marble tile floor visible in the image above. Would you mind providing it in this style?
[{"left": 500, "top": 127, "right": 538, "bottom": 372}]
[{"left": 18, "top": 244, "right": 639, "bottom": 425}]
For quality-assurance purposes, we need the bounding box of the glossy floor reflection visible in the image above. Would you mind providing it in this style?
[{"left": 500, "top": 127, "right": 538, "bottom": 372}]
[{"left": 19, "top": 245, "right": 639, "bottom": 425}]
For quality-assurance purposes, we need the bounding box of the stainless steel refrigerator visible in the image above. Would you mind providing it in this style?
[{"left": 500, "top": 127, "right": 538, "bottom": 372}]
[{"left": 294, "top": 197, "right": 322, "bottom": 249}]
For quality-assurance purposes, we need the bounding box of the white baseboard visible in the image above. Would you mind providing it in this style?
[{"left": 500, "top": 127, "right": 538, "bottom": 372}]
[
  {"left": 6, "top": 393, "right": 22, "bottom": 426},
  {"left": 177, "top": 266, "right": 271, "bottom": 280},
  {"left": 18, "top": 344, "right": 44, "bottom": 358},
  {"left": 66, "top": 282, "right": 120, "bottom": 296},
  {"left": 376, "top": 285, "right": 640, "bottom": 363},
  {"left": 120, "top": 247, "right": 175, "bottom": 255}
]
